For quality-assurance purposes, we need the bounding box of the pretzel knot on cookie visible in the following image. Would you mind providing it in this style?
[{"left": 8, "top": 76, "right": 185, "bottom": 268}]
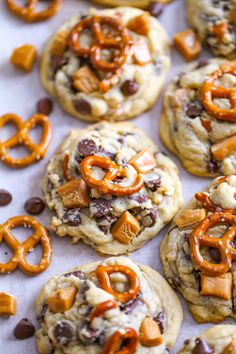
[
  {"left": 201, "top": 63, "right": 236, "bottom": 122},
  {"left": 101, "top": 328, "right": 139, "bottom": 354},
  {"left": 195, "top": 191, "right": 236, "bottom": 215},
  {"left": 6, "top": 0, "right": 63, "bottom": 23},
  {"left": 189, "top": 212, "right": 236, "bottom": 276},
  {"left": 0, "top": 216, "right": 52, "bottom": 276},
  {"left": 95, "top": 264, "right": 140, "bottom": 303},
  {"left": 69, "top": 16, "right": 131, "bottom": 73},
  {"left": 0, "top": 113, "right": 52, "bottom": 168},
  {"left": 80, "top": 156, "right": 144, "bottom": 196}
]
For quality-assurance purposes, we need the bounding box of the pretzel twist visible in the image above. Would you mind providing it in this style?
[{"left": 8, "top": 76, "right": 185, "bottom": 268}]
[
  {"left": 189, "top": 212, "right": 236, "bottom": 276},
  {"left": 201, "top": 63, "right": 236, "bottom": 122},
  {"left": 95, "top": 264, "right": 140, "bottom": 303},
  {"left": 80, "top": 156, "right": 143, "bottom": 196},
  {"left": 195, "top": 191, "right": 236, "bottom": 214},
  {"left": 6, "top": 0, "right": 63, "bottom": 22},
  {"left": 101, "top": 328, "right": 139, "bottom": 354},
  {"left": 0, "top": 113, "right": 51, "bottom": 168},
  {"left": 0, "top": 216, "right": 52, "bottom": 276}
]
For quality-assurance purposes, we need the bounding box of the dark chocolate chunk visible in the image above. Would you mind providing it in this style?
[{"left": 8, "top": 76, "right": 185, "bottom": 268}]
[
  {"left": 37, "top": 304, "right": 48, "bottom": 323},
  {"left": 13, "top": 318, "right": 35, "bottom": 340},
  {"left": 120, "top": 295, "right": 142, "bottom": 314},
  {"left": 74, "top": 99, "right": 91, "bottom": 115},
  {"left": 196, "top": 59, "right": 209, "bottom": 69},
  {"left": 129, "top": 194, "right": 149, "bottom": 203},
  {"left": 96, "top": 214, "right": 116, "bottom": 234},
  {"left": 62, "top": 208, "right": 81, "bottom": 226},
  {"left": 192, "top": 338, "right": 214, "bottom": 354},
  {"left": 37, "top": 97, "right": 53, "bottom": 116},
  {"left": 90, "top": 199, "right": 111, "bottom": 218},
  {"left": 0, "top": 189, "right": 12, "bottom": 206},
  {"left": 184, "top": 339, "right": 190, "bottom": 345},
  {"left": 24, "top": 197, "right": 45, "bottom": 215},
  {"left": 148, "top": 1, "right": 164, "bottom": 17},
  {"left": 79, "top": 281, "right": 90, "bottom": 300},
  {"left": 53, "top": 321, "right": 74, "bottom": 345},
  {"left": 142, "top": 209, "right": 157, "bottom": 227},
  {"left": 63, "top": 270, "right": 86, "bottom": 280},
  {"left": 144, "top": 177, "right": 161, "bottom": 192},
  {"left": 78, "top": 322, "right": 101, "bottom": 345},
  {"left": 209, "top": 248, "right": 221, "bottom": 262},
  {"left": 121, "top": 80, "right": 139, "bottom": 96},
  {"left": 186, "top": 101, "right": 204, "bottom": 118},
  {"left": 153, "top": 311, "right": 165, "bottom": 334},
  {"left": 78, "top": 139, "right": 97, "bottom": 157},
  {"left": 51, "top": 55, "right": 67, "bottom": 74},
  {"left": 208, "top": 159, "right": 220, "bottom": 174}
]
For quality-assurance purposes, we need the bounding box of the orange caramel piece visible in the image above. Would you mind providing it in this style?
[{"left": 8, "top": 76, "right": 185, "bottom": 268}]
[
  {"left": 0, "top": 292, "right": 17, "bottom": 316},
  {"left": 201, "top": 273, "right": 232, "bottom": 300},
  {"left": 72, "top": 66, "right": 100, "bottom": 94},
  {"left": 139, "top": 317, "right": 163, "bottom": 347},
  {"left": 10, "top": 44, "right": 37, "bottom": 72},
  {"left": 57, "top": 179, "right": 90, "bottom": 209},
  {"left": 47, "top": 286, "right": 77, "bottom": 313},
  {"left": 130, "top": 148, "right": 156, "bottom": 173},
  {"left": 211, "top": 134, "right": 236, "bottom": 161},
  {"left": 127, "top": 13, "right": 151, "bottom": 36},
  {"left": 50, "top": 30, "right": 69, "bottom": 57},
  {"left": 175, "top": 209, "right": 207, "bottom": 230},
  {"left": 213, "top": 22, "right": 229, "bottom": 41},
  {"left": 112, "top": 211, "right": 140, "bottom": 244},
  {"left": 173, "top": 29, "right": 201, "bottom": 61},
  {"left": 221, "top": 340, "right": 236, "bottom": 354},
  {"left": 133, "top": 39, "right": 152, "bottom": 66}
]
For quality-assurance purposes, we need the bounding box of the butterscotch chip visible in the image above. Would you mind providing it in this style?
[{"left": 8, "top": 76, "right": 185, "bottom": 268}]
[
  {"left": 201, "top": 273, "right": 232, "bottom": 300},
  {"left": 213, "top": 22, "right": 229, "bottom": 41},
  {"left": 57, "top": 179, "right": 90, "bottom": 209},
  {"left": 175, "top": 209, "right": 206, "bottom": 230},
  {"left": 10, "top": 44, "right": 37, "bottom": 72},
  {"left": 173, "top": 29, "right": 201, "bottom": 61},
  {"left": 127, "top": 13, "right": 151, "bottom": 36},
  {"left": 211, "top": 134, "right": 236, "bottom": 161},
  {"left": 139, "top": 317, "right": 163, "bottom": 347},
  {"left": 221, "top": 339, "right": 236, "bottom": 354},
  {"left": 130, "top": 148, "right": 156, "bottom": 173},
  {"left": 72, "top": 66, "right": 100, "bottom": 94},
  {"left": 0, "top": 292, "right": 17, "bottom": 316},
  {"left": 112, "top": 211, "right": 140, "bottom": 244},
  {"left": 133, "top": 40, "right": 152, "bottom": 66},
  {"left": 50, "top": 30, "right": 69, "bottom": 57},
  {"left": 47, "top": 286, "right": 77, "bottom": 313}
]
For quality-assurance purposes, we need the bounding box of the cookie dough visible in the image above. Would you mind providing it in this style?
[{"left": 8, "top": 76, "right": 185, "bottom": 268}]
[
  {"left": 161, "top": 175, "right": 236, "bottom": 323},
  {"left": 178, "top": 325, "right": 236, "bottom": 354},
  {"left": 40, "top": 7, "right": 170, "bottom": 122},
  {"left": 43, "top": 121, "right": 182, "bottom": 255},
  {"left": 92, "top": 0, "right": 172, "bottom": 8},
  {"left": 35, "top": 256, "right": 183, "bottom": 354},
  {"left": 187, "top": 0, "right": 236, "bottom": 58},
  {"left": 160, "top": 58, "right": 236, "bottom": 177}
]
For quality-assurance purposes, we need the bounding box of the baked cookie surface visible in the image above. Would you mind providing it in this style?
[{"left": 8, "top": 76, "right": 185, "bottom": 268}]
[
  {"left": 35, "top": 257, "right": 183, "bottom": 354},
  {"left": 40, "top": 7, "right": 170, "bottom": 122},
  {"left": 178, "top": 325, "right": 236, "bottom": 354},
  {"left": 161, "top": 175, "right": 236, "bottom": 323},
  {"left": 187, "top": 0, "right": 236, "bottom": 58},
  {"left": 92, "top": 0, "right": 171, "bottom": 8},
  {"left": 160, "top": 58, "right": 236, "bottom": 177},
  {"left": 43, "top": 121, "right": 182, "bottom": 255}
]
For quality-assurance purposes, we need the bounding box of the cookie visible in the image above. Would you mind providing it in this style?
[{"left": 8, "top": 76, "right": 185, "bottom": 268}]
[
  {"left": 179, "top": 325, "right": 236, "bottom": 354},
  {"left": 40, "top": 7, "right": 170, "bottom": 122},
  {"left": 187, "top": 0, "right": 236, "bottom": 58},
  {"left": 35, "top": 256, "right": 183, "bottom": 354},
  {"left": 43, "top": 121, "right": 182, "bottom": 255},
  {"left": 160, "top": 58, "right": 236, "bottom": 177},
  {"left": 161, "top": 175, "right": 236, "bottom": 323},
  {"left": 92, "top": 0, "right": 172, "bottom": 8}
]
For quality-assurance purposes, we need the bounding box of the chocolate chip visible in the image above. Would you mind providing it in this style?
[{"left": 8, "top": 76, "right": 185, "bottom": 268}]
[
  {"left": 96, "top": 214, "right": 116, "bottom": 234},
  {"left": 192, "top": 338, "right": 214, "bottom": 354},
  {"left": 14, "top": 318, "right": 35, "bottom": 340},
  {"left": 208, "top": 159, "right": 220, "bottom": 174},
  {"left": 37, "top": 304, "right": 48, "bottom": 323},
  {"left": 63, "top": 270, "right": 86, "bottom": 280},
  {"left": 0, "top": 189, "right": 12, "bottom": 206},
  {"left": 79, "top": 281, "right": 90, "bottom": 300},
  {"left": 129, "top": 194, "right": 149, "bottom": 203},
  {"left": 144, "top": 177, "right": 161, "bottom": 192},
  {"left": 153, "top": 311, "right": 165, "bottom": 334},
  {"left": 148, "top": 1, "right": 164, "bottom": 17},
  {"left": 121, "top": 80, "right": 139, "bottom": 96},
  {"left": 184, "top": 339, "right": 190, "bottom": 345},
  {"left": 24, "top": 197, "right": 45, "bottom": 215},
  {"left": 51, "top": 55, "right": 67, "bottom": 74},
  {"left": 142, "top": 209, "right": 157, "bottom": 227},
  {"left": 78, "top": 139, "right": 97, "bottom": 157},
  {"left": 209, "top": 248, "right": 221, "bottom": 262},
  {"left": 196, "top": 59, "right": 209, "bottom": 69},
  {"left": 53, "top": 321, "right": 74, "bottom": 345},
  {"left": 186, "top": 101, "right": 203, "bottom": 118},
  {"left": 62, "top": 208, "right": 81, "bottom": 226},
  {"left": 74, "top": 99, "right": 91, "bottom": 115},
  {"left": 120, "top": 295, "right": 142, "bottom": 314},
  {"left": 37, "top": 97, "right": 53, "bottom": 116},
  {"left": 78, "top": 322, "right": 101, "bottom": 345},
  {"left": 90, "top": 199, "right": 111, "bottom": 218}
]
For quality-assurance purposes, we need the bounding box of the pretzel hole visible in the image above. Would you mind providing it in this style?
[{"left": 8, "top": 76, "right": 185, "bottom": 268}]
[
  {"left": 0, "top": 243, "right": 13, "bottom": 263},
  {"left": 109, "top": 272, "right": 130, "bottom": 293},
  {"left": 13, "top": 0, "right": 51, "bottom": 10},
  {"left": 0, "top": 123, "right": 18, "bottom": 141},
  {"left": 78, "top": 29, "right": 93, "bottom": 51},
  {"left": 11, "top": 226, "right": 34, "bottom": 243},
  {"left": 8, "top": 144, "right": 31, "bottom": 159},
  {"left": 25, "top": 243, "right": 43, "bottom": 266},
  {"left": 28, "top": 125, "right": 43, "bottom": 145}
]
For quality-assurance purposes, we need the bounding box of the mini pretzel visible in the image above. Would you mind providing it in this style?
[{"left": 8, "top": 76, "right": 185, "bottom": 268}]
[
  {"left": 101, "top": 328, "right": 139, "bottom": 354},
  {"left": 95, "top": 264, "right": 140, "bottom": 303},
  {"left": 0, "top": 216, "right": 52, "bottom": 276},
  {"left": 89, "top": 300, "right": 117, "bottom": 321},
  {"left": 189, "top": 212, "right": 236, "bottom": 276},
  {"left": 195, "top": 192, "right": 236, "bottom": 214},
  {"left": 80, "top": 156, "right": 143, "bottom": 197},
  {"left": 0, "top": 113, "right": 52, "bottom": 168},
  {"left": 201, "top": 63, "right": 236, "bottom": 122},
  {"left": 69, "top": 16, "right": 131, "bottom": 73},
  {"left": 6, "top": 0, "right": 63, "bottom": 23}
]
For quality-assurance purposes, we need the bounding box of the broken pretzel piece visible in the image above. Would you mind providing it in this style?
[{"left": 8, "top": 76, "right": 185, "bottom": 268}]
[
  {"left": 72, "top": 66, "right": 100, "bottom": 94},
  {"left": 213, "top": 22, "right": 229, "bottom": 41},
  {"left": 0, "top": 292, "right": 17, "bottom": 316},
  {"left": 127, "top": 13, "right": 151, "bottom": 36},
  {"left": 112, "top": 211, "right": 140, "bottom": 244},
  {"left": 10, "top": 44, "right": 37, "bottom": 72},
  {"left": 175, "top": 209, "right": 207, "bottom": 230},
  {"left": 139, "top": 317, "right": 163, "bottom": 347},
  {"left": 130, "top": 148, "right": 156, "bottom": 173},
  {"left": 201, "top": 273, "right": 232, "bottom": 300},
  {"left": 211, "top": 134, "right": 236, "bottom": 161},
  {"left": 57, "top": 179, "right": 90, "bottom": 209},
  {"left": 50, "top": 30, "right": 69, "bottom": 57},
  {"left": 47, "top": 286, "right": 77, "bottom": 313},
  {"left": 173, "top": 29, "right": 201, "bottom": 61}
]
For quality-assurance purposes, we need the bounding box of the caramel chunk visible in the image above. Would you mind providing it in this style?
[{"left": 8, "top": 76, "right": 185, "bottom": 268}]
[
  {"left": 112, "top": 211, "right": 140, "bottom": 244},
  {"left": 50, "top": 30, "right": 69, "bottom": 57},
  {"left": 47, "top": 286, "right": 77, "bottom": 313},
  {"left": 57, "top": 179, "right": 90, "bottom": 209},
  {"left": 0, "top": 292, "right": 17, "bottom": 316},
  {"left": 213, "top": 22, "right": 229, "bottom": 41},
  {"left": 230, "top": 6, "right": 236, "bottom": 25},
  {"left": 211, "top": 134, "right": 236, "bottom": 161},
  {"left": 72, "top": 66, "right": 100, "bottom": 94},
  {"left": 127, "top": 13, "right": 151, "bottom": 36},
  {"left": 221, "top": 340, "right": 236, "bottom": 354},
  {"left": 175, "top": 209, "right": 207, "bottom": 230},
  {"left": 130, "top": 148, "right": 156, "bottom": 173},
  {"left": 133, "top": 40, "right": 152, "bottom": 66},
  {"left": 10, "top": 44, "right": 37, "bottom": 72},
  {"left": 201, "top": 273, "right": 232, "bottom": 300},
  {"left": 139, "top": 317, "right": 163, "bottom": 347},
  {"left": 173, "top": 29, "right": 201, "bottom": 61}
]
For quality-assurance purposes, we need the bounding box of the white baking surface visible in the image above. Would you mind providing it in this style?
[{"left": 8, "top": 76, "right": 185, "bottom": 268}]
[{"left": 0, "top": 0, "right": 234, "bottom": 353}]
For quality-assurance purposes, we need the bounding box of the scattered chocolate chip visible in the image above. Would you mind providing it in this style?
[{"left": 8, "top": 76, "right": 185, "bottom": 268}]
[
  {"left": 79, "top": 281, "right": 90, "bottom": 300},
  {"left": 196, "top": 59, "right": 209, "bottom": 69},
  {"left": 78, "top": 322, "right": 102, "bottom": 345},
  {"left": 51, "top": 55, "right": 67, "bottom": 74},
  {"left": 142, "top": 209, "right": 157, "bottom": 227},
  {"left": 129, "top": 194, "right": 149, "bottom": 203},
  {"left": 62, "top": 208, "right": 81, "bottom": 226},
  {"left": 78, "top": 139, "right": 97, "bottom": 157},
  {"left": 90, "top": 199, "right": 111, "bottom": 218},
  {"left": 37, "top": 304, "right": 48, "bottom": 323},
  {"left": 14, "top": 318, "right": 35, "bottom": 340},
  {"left": 74, "top": 99, "right": 91, "bottom": 115},
  {"left": 53, "top": 321, "right": 74, "bottom": 345},
  {"left": 121, "top": 80, "right": 139, "bottom": 96},
  {"left": 209, "top": 248, "right": 221, "bottom": 262},
  {"left": 63, "top": 270, "right": 86, "bottom": 280},
  {"left": 0, "top": 189, "right": 12, "bottom": 206},
  {"left": 192, "top": 338, "right": 214, "bottom": 354},
  {"left": 208, "top": 159, "right": 220, "bottom": 174},
  {"left": 24, "top": 197, "right": 45, "bottom": 215},
  {"left": 153, "top": 311, "right": 165, "bottom": 334},
  {"left": 148, "top": 1, "right": 164, "bottom": 17},
  {"left": 100, "top": 149, "right": 116, "bottom": 161},
  {"left": 120, "top": 295, "right": 142, "bottom": 314},
  {"left": 184, "top": 339, "right": 190, "bottom": 345},
  {"left": 37, "top": 97, "right": 53, "bottom": 116},
  {"left": 96, "top": 214, "right": 116, "bottom": 234},
  {"left": 144, "top": 177, "right": 161, "bottom": 192},
  {"left": 186, "top": 101, "right": 204, "bottom": 118}
]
